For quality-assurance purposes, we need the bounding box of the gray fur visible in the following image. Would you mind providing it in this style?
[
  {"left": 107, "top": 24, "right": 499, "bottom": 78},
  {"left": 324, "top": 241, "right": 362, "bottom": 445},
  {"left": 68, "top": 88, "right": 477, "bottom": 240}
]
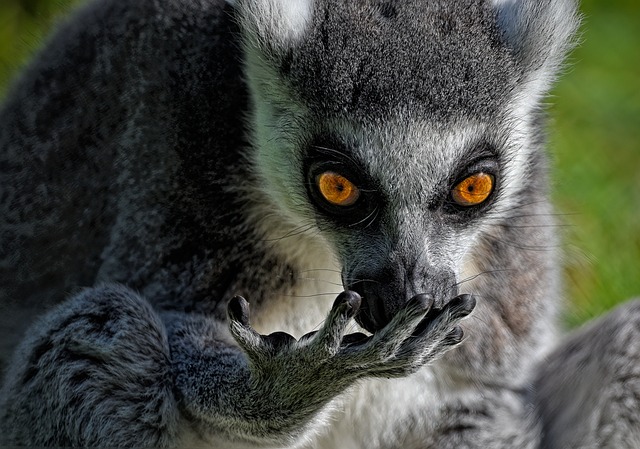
[
  {"left": 0, "top": 284, "right": 180, "bottom": 446},
  {"left": 0, "top": 0, "right": 638, "bottom": 448},
  {"left": 533, "top": 299, "right": 640, "bottom": 449}
]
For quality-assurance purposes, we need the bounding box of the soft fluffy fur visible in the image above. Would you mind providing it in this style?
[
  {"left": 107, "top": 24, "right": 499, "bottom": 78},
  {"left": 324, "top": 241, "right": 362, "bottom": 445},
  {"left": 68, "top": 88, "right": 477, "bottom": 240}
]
[{"left": 1, "top": 0, "right": 639, "bottom": 447}]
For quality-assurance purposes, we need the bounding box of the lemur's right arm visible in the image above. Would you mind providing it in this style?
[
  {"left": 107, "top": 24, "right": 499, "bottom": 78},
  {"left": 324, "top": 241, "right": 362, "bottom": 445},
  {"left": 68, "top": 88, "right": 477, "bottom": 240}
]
[{"left": 0, "top": 284, "right": 473, "bottom": 447}]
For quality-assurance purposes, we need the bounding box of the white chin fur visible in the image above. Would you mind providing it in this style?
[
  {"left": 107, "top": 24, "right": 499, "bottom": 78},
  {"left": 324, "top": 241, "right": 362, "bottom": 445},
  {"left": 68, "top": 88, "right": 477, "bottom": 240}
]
[{"left": 233, "top": 0, "right": 314, "bottom": 44}]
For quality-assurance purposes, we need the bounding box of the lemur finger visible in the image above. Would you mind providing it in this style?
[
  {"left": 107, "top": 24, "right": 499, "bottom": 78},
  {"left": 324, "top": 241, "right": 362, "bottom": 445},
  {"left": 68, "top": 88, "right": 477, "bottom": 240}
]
[
  {"left": 227, "top": 296, "right": 263, "bottom": 354},
  {"left": 364, "top": 326, "right": 466, "bottom": 379},
  {"left": 358, "top": 295, "right": 470, "bottom": 375},
  {"left": 423, "top": 296, "right": 474, "bottom": 353},
  {"left": 417, "top": 326, "right": 466, "bottom": 367},
  {"left": 313, "top": 291, "right": 361, "bottom": 355},
  {"left": 441, "top": 325, "right": 465, "bottom": 347},
  {"left": 228, "top": 295, "right": 251, "bottom": 326},
  {"left": 411, "top": 293, "right": 476, "bottom": 336},
  {"left": 444, "top": 294, "right": 476, "bottom": 321},
  {"left": 365, "top": 294, "right": 434, "bottom": 357},
  {"left": 395, "top": 294, "right": 474, "bottom": 361}
]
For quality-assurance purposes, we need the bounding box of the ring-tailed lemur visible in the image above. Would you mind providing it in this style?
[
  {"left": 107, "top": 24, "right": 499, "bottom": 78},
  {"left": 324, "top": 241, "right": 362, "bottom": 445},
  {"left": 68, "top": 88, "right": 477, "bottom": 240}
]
[{"left": 1, "top": 0, "right": 639, "bottom": 447}]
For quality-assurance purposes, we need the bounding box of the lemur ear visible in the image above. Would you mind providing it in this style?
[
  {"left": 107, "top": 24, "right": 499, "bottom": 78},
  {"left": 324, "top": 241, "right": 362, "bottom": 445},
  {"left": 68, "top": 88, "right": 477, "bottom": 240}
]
[
  {"left": 493, "top": 0, "right": 580, "bottom": 94},
  {"left": 228, "top": 0, "right": 314, "bottom": 54}
]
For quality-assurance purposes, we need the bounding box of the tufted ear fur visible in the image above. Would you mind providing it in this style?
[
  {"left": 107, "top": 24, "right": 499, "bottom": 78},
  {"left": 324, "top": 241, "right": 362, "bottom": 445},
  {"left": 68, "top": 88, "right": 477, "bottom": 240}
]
[
  {"left": 493, "top": 0, "right": 580, "bottom": 96},
  {"left": 227, "top": 0, "right": 314, "bottom": 55}
]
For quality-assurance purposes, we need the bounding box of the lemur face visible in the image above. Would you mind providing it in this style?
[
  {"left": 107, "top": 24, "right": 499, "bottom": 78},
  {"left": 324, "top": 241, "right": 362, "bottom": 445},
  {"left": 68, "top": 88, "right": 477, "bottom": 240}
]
[
  {"left": 234, "top": 0, "right": 576, "bottom": 332},
  {"left": 299, "top": 120, "right": 506, "bottom": 332}
]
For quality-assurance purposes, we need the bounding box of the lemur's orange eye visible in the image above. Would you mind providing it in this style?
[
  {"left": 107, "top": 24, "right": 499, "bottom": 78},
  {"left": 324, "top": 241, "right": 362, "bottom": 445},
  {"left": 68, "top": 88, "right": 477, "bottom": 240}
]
[
  {"left": 452, "top": 172, "right": 495, "bottom": 206},
  {"left": 316, "top": 171, "right": 360, "bottom": 207}
]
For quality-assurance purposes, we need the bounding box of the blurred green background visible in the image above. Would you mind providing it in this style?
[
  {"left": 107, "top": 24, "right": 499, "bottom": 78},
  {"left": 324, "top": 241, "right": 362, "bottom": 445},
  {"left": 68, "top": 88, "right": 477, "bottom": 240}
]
[{"left": 0, "top": 0, "right": 638, "bottom": 327}]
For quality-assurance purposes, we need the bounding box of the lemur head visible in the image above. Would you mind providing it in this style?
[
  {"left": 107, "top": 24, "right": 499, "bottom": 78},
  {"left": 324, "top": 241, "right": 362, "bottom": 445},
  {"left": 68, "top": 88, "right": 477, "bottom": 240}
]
[{"left": 230, "top": 0, "right": 578, "bottom": 332}]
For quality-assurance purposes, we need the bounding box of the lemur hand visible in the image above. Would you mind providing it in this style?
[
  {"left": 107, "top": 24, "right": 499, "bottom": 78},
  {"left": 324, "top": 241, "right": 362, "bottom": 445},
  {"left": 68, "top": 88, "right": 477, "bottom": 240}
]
[{"left": 228, "top": 291, "right": 475, "bottom": 387}]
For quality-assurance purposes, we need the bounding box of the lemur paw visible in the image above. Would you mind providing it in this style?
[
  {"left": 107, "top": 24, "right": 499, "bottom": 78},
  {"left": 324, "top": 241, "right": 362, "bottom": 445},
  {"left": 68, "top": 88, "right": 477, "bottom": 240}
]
[
  {"left": 341, "top": 293, "right": 475, "bottom": 378},
  {"left": 228, "top": 291, "right": 475, "bottom": 383}
]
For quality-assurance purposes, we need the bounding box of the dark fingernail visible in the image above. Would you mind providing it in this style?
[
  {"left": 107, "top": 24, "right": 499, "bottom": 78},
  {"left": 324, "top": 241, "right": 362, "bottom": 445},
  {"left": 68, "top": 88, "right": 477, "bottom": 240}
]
[
  {"left": 449, "top": 294, "right": 476, "bottom": 318},
  {"left": 265, "top": 331, "right": 296, "bottom": 349},
  {"left": 409, "top": 293, "right": 434, "bottom": 312},
  {"left": 228, "top": 296, "right": 250, "bottom": 325},
  {"left": 334, "top": 291, "right": 362, "bottom": 317}
]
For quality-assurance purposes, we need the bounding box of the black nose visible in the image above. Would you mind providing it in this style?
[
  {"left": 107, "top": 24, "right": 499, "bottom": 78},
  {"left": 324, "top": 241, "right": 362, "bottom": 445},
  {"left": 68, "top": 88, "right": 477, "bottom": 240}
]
[
  {"left": 349, "top": 280, "right": 390, "bottom": 333},
  {"left": 347, "top": 267, "right": 458, "bottom": 333}
]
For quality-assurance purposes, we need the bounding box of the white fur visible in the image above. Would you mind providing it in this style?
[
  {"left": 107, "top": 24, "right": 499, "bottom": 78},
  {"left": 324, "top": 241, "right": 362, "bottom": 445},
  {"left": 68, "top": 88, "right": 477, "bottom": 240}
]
[
  {"left": 493, "top": 0, "right": 580, "bottom": 94},
  {"left": 313, "top": 370, "right": 440, "bottom": 449},
  {"left": 233, "top": 0, "right": 314, "bottom": 45},
  {"left": 242, "top": 155, "right": 343, "bottom": 338}
]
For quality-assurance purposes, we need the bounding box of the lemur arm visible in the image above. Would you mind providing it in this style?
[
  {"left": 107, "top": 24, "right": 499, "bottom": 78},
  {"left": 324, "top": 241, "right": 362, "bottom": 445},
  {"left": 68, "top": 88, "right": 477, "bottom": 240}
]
[
  {"left": 0, "top": 284, "right": 474, "bottom": 447},
  {"left": 0, "top": 286, "right": 180, "bottom": 446}
]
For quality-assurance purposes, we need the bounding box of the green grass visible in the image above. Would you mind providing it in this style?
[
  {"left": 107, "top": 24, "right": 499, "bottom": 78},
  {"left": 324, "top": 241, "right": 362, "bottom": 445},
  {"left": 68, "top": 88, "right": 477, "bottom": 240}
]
[
  {"left": 550, "top": 0, "right": 640, "bottom": 326},
  {"left": 1, "top": 0, "right": 638, "bottom": 327},
  {"left": 0, "top": 0, "right": 80, "bottom": 92}
]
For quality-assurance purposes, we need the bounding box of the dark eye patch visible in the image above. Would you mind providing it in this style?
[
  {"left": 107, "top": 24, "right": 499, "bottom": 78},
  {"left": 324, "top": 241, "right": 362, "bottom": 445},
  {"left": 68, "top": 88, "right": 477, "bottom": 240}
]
[
  {"left": 302, "top": 137, "right": 382, "bottom": 228},
  {"left": 441, "top": 142, "right": 502, "bottom": 217}
]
